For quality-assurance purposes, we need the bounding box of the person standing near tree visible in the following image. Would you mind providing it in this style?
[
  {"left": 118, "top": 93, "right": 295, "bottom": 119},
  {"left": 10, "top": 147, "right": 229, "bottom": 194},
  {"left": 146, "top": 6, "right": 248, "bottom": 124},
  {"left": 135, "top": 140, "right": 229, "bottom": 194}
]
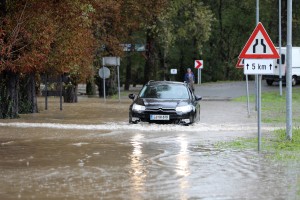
[{"left": 184, "top": 68, "right": 195, "bottom": 91}]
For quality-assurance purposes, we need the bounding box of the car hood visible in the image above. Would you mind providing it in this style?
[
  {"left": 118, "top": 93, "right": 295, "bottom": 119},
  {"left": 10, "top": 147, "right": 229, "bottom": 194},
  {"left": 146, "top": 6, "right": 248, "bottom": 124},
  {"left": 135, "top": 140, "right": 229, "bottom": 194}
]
[{"left": 136, "top": 98, "right": 191, "bottom": 109}]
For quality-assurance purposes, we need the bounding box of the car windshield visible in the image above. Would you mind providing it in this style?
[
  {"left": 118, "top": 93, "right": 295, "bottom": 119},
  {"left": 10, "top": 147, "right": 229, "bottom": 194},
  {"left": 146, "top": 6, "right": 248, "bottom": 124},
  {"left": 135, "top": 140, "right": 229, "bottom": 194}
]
[{"left": 139, "top": 84, "right": 189, "bottom": 99}]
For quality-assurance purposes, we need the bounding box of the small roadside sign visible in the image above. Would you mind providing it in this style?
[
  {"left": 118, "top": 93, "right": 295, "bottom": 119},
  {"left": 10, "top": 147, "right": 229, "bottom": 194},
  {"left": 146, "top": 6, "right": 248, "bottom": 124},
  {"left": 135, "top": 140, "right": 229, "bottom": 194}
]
[
  {"left": 194, "top": 60, "right": 203, "bottom": 69},
  {"left": 102, "top": 57, "right": 120, "bottom": 66},
  {"left": 244, "top": 59, "right": 274, "bottom": 75},
  {"left": 170, "top": 69, "right": 177, "bottom": 74},
  {"left": 239, "top": 22, "right": 280, "bottom": 59},
  {"left": 194, "top": 60, "right": 203, "bottom": 84},
  {"left": 99, "top": 67, "right": 110, "bottom": 79},
  {"left": 101, "top": 57, "right": 121, "bottom": 102}
]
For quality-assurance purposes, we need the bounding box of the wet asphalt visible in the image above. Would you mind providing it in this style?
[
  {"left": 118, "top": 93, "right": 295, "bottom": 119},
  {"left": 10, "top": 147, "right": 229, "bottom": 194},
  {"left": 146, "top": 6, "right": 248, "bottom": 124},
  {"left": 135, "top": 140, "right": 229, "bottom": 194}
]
[
  {"left": 195, "top": 80, "right": 289, "bottom": 100},
  {"left": 0, "top": 81, "right": 299, "bottom": 200}
]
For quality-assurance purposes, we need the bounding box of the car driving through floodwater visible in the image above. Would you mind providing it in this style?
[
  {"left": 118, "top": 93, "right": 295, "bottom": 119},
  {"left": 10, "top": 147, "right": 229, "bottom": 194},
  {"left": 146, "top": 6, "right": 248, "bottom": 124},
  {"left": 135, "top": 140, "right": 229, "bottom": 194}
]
[{"left": 128, "top": 81, "right": 202, "bottom": 125}]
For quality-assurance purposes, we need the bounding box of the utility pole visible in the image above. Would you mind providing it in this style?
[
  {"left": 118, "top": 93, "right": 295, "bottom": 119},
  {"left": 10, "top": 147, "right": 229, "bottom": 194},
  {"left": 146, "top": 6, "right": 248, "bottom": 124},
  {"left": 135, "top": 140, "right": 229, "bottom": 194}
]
[
  {"left": 256, "top": 0, "right": 261, "bottom": 152},
  {"left": 279, "top": 0, "right": 283, "bottom": 96},
  {"left": 255, "top": 0, "right": 259, "bottom": 112},
  {"left": 286, "top": 0, "right": 293, "bottom": 140}
]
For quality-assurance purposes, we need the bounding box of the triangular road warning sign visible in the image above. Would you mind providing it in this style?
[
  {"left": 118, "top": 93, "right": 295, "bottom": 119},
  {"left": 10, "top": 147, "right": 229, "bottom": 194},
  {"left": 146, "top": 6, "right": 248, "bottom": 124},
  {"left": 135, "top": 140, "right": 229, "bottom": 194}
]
[
  {"left": 235, "top": 58, "right": 244, "bottom": 68},
  {"left": 239, "top": 22, "right": 280, "bottom": 59}
]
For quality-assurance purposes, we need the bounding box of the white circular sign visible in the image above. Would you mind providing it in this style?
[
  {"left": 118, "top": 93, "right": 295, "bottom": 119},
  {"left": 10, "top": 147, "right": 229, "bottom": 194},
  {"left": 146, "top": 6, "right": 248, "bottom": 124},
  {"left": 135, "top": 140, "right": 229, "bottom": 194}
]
[{"left": 98, "top": 67, "right": 110, "bottom": 79}]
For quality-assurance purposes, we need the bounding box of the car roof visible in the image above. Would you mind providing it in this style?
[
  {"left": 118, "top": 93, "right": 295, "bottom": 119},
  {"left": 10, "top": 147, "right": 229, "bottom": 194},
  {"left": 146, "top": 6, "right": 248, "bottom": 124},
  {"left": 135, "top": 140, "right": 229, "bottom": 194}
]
[{"left": 146, "top": 80, "right": 187, "bottom": 86}]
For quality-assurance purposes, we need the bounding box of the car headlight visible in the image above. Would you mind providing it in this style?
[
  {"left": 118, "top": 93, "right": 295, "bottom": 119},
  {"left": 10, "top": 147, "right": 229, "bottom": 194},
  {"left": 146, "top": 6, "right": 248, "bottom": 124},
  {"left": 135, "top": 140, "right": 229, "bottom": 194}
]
[
  {"left": 132, "top": 104, "right": 146, "bottom": 112},
  {"left": 176, "top": 105, "right": 193, "bottom": 113}
]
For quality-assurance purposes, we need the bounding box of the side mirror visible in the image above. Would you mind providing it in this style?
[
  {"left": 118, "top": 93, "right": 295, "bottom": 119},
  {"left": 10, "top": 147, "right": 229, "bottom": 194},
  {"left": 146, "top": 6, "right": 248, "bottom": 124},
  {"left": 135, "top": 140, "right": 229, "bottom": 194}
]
[
  {"left": 128, "top": 94, "right": 135, "bottom": 100},
  {"left": 195, "top": 95, "right": 202, "bottom": 101}
]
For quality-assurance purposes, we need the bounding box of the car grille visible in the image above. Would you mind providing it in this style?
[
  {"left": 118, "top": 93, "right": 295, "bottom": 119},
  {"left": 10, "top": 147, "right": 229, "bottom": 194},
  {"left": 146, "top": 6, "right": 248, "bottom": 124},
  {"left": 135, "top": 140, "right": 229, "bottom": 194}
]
[{"left": 146, "top": 108, "right": 176, "bottom": 113}]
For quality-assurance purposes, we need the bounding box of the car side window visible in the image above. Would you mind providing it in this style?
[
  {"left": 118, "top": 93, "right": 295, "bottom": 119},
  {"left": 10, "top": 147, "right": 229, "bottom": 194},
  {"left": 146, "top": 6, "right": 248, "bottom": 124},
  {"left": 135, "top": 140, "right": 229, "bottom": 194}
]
[{"left": 187, "top": 86, "right": 194, "bottom": 100}]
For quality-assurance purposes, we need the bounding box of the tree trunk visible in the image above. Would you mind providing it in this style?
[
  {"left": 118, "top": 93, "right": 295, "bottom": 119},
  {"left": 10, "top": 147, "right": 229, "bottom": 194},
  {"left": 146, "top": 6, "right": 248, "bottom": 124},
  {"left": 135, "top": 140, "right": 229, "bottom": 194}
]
[
  {"left": 86, "top": 78, "right": 96, "bottom": 96},
  {"left": 124, "top": 52, "right": 132, "bottom": 91},
  {"left": 144, "top": 29, "right": 156, "bottom": 84},
  {"left": 125, "top": 30, "right": 133, "bottom": 91},
  {"left": 107, "top": 67, "right": 117, "bottom": 96},
  {"left": 64, "top": 84, "right": 77, "bottom": 103},
  {"left": 63, "top": 74, "right": 78, "bottom": 103},
  {"left": 0, "top": 73, "right": 5, "bottom": 118},
  {"left": 178, "top": 47, "right": 185, "bottom": 82},
  {"left": 95, "top": 76, "right": 106, "bottom": 97},
  {"left": 158, "top": 47, "right": 166, "bottom": 80},
  {"left": 0, "top": 71, "right": 19, "bottom": 119},
  {"left": 8, "top": 72, "right": 19, "bottom": 118},
  {"left": 0, "top": 0, "right": 6, "bottom": 17},
  {"left": 19, "top": 73, "right": 38, "bottom": 113}
]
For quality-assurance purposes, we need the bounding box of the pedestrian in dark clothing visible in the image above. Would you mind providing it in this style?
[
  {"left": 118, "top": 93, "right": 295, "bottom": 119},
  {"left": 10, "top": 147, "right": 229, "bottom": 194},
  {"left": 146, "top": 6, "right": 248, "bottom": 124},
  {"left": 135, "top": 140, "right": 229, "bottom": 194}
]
[{"left": 184, "top": 68, "right": 195, "bottom": 91}]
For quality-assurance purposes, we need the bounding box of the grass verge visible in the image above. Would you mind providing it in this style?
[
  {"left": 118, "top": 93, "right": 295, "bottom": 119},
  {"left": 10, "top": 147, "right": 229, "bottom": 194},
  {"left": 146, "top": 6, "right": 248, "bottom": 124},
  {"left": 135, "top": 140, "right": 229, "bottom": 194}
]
[
  {"left": 110, "top": 90, "right": 133, "bottom": 100},
  {"left": 222, "top": 86, "right": 300, "bottom": 195},
  {"left": 234, "top": 87, "right": 300, "bottom": 124},
  {"left": 216, "top": 128, "right": 300, "bottom": 161}
]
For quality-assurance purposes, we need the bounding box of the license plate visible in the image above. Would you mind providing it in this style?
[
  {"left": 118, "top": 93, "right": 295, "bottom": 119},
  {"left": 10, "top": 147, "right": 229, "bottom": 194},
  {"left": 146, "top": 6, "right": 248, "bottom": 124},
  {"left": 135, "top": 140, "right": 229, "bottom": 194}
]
[{"left": 150, "top": 115, "right": 170, "bottom": 121}]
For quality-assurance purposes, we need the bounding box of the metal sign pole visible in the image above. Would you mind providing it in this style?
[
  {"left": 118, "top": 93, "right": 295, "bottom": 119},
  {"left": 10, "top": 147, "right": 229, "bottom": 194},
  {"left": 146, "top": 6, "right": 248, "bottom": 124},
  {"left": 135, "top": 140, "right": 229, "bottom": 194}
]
[
  {"left": 60, "top": 74, "right": 63, "bottom": 111},
  {"left": 279, "top": 0, "right": 283, "bottom": 96},
  {"left": 117, "top": 65, "right": 121, "bottom": 102},
  {"left": 103, "top": 67, "right": 106, "bottom": 102},
  {"left": 246, "top": 75, "right": 250, "bottom": 117},
  {"left": 45, "top": 74, "right": 48, "bottom": 110},
  {"left": 197, "top": 68, "right": 200, "bottom": 84},
  {"left": 255, "top": 0, "right": 259, "bottom": 112},
  {"left": 258, "top": 75, "right": 262, "bottom": 152},
  {"left": 200, "top": 69, "right": 202, "bottom": 84},
  {"left": 255, "top": 2, "right": 260, "bottom": 151},
  {"left": 286, "top": 0, "right": 292, "bottom": 140}
]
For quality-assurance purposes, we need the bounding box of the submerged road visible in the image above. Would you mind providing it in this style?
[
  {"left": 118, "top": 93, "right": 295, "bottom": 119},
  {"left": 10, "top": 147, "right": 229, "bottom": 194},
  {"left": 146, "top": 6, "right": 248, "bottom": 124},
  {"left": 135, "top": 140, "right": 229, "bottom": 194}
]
[{"left": 0, "top": 81, "right": 299, "bottom": 199}]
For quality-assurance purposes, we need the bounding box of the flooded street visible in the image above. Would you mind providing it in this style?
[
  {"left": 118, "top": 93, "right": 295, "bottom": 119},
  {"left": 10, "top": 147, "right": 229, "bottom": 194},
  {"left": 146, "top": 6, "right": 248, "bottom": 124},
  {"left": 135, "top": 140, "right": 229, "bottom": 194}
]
[{"left": 0, "top": 95, "right": 299, "bottom": 199}]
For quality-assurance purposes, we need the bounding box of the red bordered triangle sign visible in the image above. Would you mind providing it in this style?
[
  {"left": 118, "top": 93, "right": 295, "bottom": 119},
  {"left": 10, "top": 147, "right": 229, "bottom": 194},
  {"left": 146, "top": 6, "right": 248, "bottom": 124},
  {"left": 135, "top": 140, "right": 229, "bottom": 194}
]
[
  {"left": 235, "top": 58, "right": 244, "bottom": 69},
  {"left": 239, "top": 22, "right": 280, "bottom": 59}
]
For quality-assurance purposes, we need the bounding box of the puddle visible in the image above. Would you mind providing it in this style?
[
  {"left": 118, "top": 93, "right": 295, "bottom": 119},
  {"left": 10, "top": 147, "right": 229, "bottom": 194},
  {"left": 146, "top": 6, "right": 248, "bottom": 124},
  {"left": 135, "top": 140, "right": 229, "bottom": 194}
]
[{"left": 0, "top": 98, "right": 298, "bottom": 199}]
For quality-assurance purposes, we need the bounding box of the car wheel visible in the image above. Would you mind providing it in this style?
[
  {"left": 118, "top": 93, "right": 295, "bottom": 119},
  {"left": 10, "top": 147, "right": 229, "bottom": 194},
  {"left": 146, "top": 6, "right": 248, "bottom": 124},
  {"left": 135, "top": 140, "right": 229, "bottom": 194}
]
[
  {"left": 175, "top": 120, "right": 181, "bottom": 125},
  {"left": 292, "top": 76, "right": 297, "bottom": 86},
  {"left": 129, "top": 114, "right": 139, "bottom": 124},
  {"left": 266, "top": 79, "right": 273, "bottom": 86},
  {"left": 129, "top": 113, "right": 134, "bottom": 124},
  {"left": 188, "top": 116, "right": 194, "bottom": 125},
  {"left": 193, "top": 109, "right": 200, "bottom": 123}
]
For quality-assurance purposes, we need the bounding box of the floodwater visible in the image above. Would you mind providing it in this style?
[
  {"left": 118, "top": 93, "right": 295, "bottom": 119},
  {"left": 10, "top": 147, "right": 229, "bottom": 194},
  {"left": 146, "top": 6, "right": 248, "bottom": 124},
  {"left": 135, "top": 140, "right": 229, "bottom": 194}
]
[{"left": 0, "top": 97, "right": 299, "bottom": 199}]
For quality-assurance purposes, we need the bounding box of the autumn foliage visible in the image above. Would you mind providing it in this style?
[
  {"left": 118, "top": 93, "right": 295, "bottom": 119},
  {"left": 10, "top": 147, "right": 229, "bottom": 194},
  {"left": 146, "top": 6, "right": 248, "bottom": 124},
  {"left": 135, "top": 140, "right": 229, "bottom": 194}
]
[
  {"left": 3, "top": 0, "right": 216, "bottom": 119},
  {"left": 0, "top": 0, "right": 169, "bottom": 118},
  {"left": 0, "top": 1, "right": 103, "bottom": 117}
]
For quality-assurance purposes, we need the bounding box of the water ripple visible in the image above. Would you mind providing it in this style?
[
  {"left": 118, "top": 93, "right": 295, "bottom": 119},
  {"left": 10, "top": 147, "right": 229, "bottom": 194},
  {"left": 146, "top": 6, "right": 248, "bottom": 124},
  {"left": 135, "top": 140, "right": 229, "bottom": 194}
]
[{"left": 0, "top": 122, "right": 281, "bottom": 132}]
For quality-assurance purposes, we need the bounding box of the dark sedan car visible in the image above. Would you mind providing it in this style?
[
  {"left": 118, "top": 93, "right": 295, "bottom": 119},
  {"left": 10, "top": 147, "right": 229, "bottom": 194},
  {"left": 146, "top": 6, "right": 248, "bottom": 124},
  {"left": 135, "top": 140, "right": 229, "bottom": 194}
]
[{"left": 128, "top": 81, "right": 201, "bottom": 125}]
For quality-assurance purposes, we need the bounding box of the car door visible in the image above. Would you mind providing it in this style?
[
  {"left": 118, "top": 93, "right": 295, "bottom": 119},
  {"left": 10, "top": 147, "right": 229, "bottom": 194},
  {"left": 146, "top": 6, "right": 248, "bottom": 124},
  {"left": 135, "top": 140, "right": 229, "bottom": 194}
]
[{"left": 188, "top": 87, "right": 200, "bottom": 122}]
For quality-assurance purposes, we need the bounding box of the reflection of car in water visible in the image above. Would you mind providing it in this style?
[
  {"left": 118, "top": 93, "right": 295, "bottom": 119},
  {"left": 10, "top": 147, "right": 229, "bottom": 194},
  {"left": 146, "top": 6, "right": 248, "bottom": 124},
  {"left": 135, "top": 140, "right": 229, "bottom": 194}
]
[{"left": 128, "top": 81, "right": 202, "bottom": 125}]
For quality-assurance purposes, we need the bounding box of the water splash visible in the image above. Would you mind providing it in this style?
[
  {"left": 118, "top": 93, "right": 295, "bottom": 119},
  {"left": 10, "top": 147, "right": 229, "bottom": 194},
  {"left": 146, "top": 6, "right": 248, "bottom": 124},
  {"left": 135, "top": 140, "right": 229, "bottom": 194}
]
[{"left": 0, "top": 122, "right": 281, "bottom": 132}]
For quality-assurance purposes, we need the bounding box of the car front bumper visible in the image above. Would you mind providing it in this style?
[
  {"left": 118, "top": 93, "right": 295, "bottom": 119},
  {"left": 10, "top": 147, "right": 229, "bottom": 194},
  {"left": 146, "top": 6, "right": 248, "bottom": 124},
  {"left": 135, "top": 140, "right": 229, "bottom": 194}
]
[{"left": 130, "top": 111, "right": 194, "bottom": 124}]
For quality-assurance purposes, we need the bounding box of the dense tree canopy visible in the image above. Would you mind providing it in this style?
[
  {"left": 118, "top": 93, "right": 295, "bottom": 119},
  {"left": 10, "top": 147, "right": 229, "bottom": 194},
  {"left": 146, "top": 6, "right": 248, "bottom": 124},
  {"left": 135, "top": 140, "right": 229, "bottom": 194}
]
[{"left": 0, "top": 0, "right": 300, "bottom": 118}]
